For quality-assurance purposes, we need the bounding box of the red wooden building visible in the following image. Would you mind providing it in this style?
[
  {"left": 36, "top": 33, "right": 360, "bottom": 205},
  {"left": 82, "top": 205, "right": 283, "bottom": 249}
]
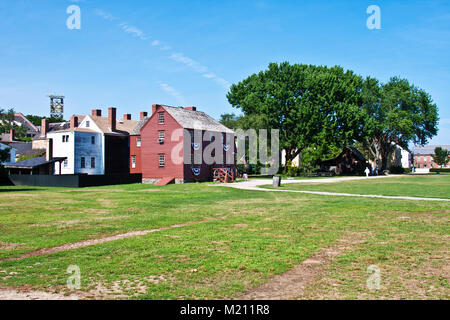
[
  {"left": 129, "top": 112, "right": 149, "bottom": 174},
  {"left": 140, "top": 104, "right": 235, "bottom": 185}
]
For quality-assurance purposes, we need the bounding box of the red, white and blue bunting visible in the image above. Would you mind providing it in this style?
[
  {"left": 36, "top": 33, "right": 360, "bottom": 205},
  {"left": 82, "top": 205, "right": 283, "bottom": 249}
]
[
  {"left": 192, "top": 167, "right": 201, "bottom": 176},
  {"left": 223, "top": 144, "right": 230, "bottom": 152},
  {"left": 192, "top": 143, "right": 201, "bottom": 151}
]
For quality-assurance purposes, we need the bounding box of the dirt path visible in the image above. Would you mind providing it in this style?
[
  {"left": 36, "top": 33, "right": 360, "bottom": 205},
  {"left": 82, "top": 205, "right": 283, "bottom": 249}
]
[
  {"left": 0, "top": 289, "right": 80, "bottom": 300},
  {"left": 239, "top": 233, "right": 368, "bottom": 300},
  {"left": 0, "top": 217, "right": 225, "bottom": 263}
]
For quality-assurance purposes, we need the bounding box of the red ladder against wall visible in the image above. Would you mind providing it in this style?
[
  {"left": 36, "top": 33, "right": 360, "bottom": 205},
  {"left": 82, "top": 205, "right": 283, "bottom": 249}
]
[{"left": 213, "top": 168, "right": 234, "bottom": 183}]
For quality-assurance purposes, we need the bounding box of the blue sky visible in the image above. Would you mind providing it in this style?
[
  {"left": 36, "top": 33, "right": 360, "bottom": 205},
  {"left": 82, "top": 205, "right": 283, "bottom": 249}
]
[{"left": 0, "top": 0, "right": 449, "bottom": 144}]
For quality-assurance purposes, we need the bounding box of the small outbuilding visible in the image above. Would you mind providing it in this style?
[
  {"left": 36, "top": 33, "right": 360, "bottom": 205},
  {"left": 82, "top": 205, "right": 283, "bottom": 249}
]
[
  {"left": 319, "top": 147, "right": 367, "bottom": 175},
  {"left": 4, "top": 156, "right": 67, "bottom": 175}
]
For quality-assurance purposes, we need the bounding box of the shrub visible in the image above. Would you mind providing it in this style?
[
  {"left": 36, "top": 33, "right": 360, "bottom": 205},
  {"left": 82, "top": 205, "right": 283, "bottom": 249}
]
[
  {"left": 389, "top": 166, "right": 405, "bottom": 174},
  {"left": 430, "top": 168, "right": 450, "bottom": 173}
]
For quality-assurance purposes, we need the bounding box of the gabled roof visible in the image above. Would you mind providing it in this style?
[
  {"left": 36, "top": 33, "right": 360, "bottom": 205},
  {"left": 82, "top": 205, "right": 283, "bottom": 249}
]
[
  {"left": 162, "top": 106, "right": 234, "bottom": 134},
  {"left": 3, "top": 156, "right": 66, "bottom": 169},
  {"left": 131, "top": 117, "right": 150, "bottom": 135},
  {"left": 413, "top": 145, "right": 450, "bottom": 155},
  {"left": 13, "top": 113, "right": 39, "bottom": 132},
  {"left": 47, "top": 127, "right": 98, "bottom": 134},
  {"left": 90, "top": 116, "right": 138, "bottom": 135},
  {"left": 7, "top": 142, "right": 32, "bottom": 155}
]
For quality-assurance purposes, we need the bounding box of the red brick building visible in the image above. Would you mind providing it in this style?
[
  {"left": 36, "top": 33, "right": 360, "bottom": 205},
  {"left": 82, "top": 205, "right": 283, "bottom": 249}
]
[
  {"left": 413, "top": 145, "right": 450, "bottom": 169},
  {"left": 140, "top": 104, "right": 235, "bottom": 185}
]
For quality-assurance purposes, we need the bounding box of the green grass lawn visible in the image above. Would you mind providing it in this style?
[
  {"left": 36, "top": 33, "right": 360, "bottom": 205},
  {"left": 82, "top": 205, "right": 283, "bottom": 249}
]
[
  {"left": 263, "top": 174, "right": 450, "bottom": 199},
  {"left": 0, "top": 178, "right": 449, "bottom": 300}
]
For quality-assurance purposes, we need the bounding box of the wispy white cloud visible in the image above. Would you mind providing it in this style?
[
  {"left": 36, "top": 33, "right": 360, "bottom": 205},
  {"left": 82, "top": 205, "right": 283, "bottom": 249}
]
[
  {"left": 95, "top": 9, "right": 115, "bottom": 21},
  {"left": 169, "top": 53, "right": 208, "bottom": 73},
  {"left": 159, "top": 83, "right": 186, "bottom": 105},
  {"left": 120, "top": 23, "right": 148, "bottom": 40},
  {"left": 169, "top": 53, "right": 231, "bottom": 90},
  {"left": 94, "top": 9, "right": 231, "bottom": 91}
]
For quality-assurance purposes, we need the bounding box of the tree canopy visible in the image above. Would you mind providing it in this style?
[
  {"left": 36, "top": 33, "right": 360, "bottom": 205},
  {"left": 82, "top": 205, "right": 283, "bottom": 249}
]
[
  {"left": 227, "top": 63, "right": 439, "bottom": 172},
  {"left": 432, "top": 147, "right": 449, "bottom": 168},
  {"left": 227, "top": 62, "right": 371, "bottom": 166},
  {"left": 361, "top": 77, "right": 439, "bottom": 170}
]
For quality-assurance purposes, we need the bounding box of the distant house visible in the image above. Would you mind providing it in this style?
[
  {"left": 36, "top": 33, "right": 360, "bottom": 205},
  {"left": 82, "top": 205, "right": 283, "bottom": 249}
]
[
  {"left": 140, "top": 105, "right": 235, "bottom": 185},
  {"left": 4, "top": 139, "right": 66, "bottom": 175},
  {"left": 0, "top": 130, "right": 33, "bottom": 161},
  {"left": 0, "top": 113, "right": 40, "bottom": 141},
  {"left": 47, "top": 108, "right": 138, "bottom": 175},
  {"left": 0, "top": 142, "right": 17, "bottom": 164},
  {"left": 319, "top": 147, "right": 367, "bottom": 175},
  {"left": 413, "top": 145, "right": 450, "bottom": 169},
  {"left": 391, "top": 145, "right": 411, "bottom": 169}
]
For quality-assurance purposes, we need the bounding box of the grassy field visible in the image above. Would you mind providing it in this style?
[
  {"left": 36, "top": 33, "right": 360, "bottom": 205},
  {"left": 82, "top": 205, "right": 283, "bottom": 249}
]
[
  {"left": 263, "top": 174, "right": 450, "bottom": 199},
  {"left": 0, "top": 177, "right": 449, "bottom": 300}
]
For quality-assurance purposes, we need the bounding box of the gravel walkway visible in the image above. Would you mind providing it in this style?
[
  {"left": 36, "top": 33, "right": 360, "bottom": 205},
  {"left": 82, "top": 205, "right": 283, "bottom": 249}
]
[{"left": 223, "top": 176, "right": 450, "bottom": 202}]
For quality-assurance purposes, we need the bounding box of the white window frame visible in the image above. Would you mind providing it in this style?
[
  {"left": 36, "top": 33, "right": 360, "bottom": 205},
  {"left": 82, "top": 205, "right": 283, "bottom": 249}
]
[
  {"left": 131, "top": 155, "right": 136, "bottom": 169},
  {"left": 159, "top": 154, "right": 165, "bottom": 168},
  {"left": 158, "top": 112, "right": 165, "bottom": 124},
  {"left": 137, "top": 137, "right": 141, "bottom": 147}
]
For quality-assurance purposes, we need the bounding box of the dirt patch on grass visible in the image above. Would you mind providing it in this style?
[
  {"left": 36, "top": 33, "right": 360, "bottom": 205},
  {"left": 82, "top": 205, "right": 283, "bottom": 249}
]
[
  {"left": 0, "top": 288, "right": 80, "bottom": 300},
  {"left": 0, "top": 242, "right": 25, "bottom": 251},
  {"left": 0, "top": 217, "right": 227, "bottom": 263},
  {"left": 31, "top": 216, "right": 129, "bottom": 228},
  {"left": 238, "top": 232, "right": 369, "bottom": 300}
]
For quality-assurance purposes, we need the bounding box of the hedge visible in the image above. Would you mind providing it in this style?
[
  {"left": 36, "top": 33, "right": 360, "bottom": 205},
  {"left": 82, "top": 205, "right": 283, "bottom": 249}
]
[{"left": 430, "top": 168, "right": 450, "bottom": 173}]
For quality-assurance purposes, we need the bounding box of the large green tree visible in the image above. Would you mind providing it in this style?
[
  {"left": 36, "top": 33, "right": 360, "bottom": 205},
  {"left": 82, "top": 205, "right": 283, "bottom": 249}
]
[
  {"left": 227, "top": 62, "right": 370, "bottom": 167},
  {"left": 432, "top": 147, "right": 449, "bottom": 168},
  {"left": 361, "top": 77, "right": 439, "bottom": 170}
]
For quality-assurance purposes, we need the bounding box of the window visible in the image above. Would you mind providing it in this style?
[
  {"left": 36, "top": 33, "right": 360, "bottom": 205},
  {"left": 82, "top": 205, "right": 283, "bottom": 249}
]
[
  {"left": 63, "top": 159, "right": 68, "bottom": 168},
  {"left": 81, "top": 157, "right": 85, "bottom": 169},
  {"left": 159, "top": 154, "right": 165, "bottom": 168},
  {"left": 158, "top": 131, "right": 165, "bottom": 144},
  {"left": 158, "top": 112, "right": 165, "bottom": 124},
  {"left": 131, "top": 155, "right": 136, "bottom": 169},
  {"left": 86, "top": 121, "right": 90, "bottom": 128},
  {"left": 91, "top": 157, "right": 96, "bottom": 169},
  {"left": 62, "top": 135, "right": 69, "bottom": 143},
  {"left": 91, "top": 136, "right": 95, "bottom": 145},
  {"left": 136, "top": 137, "right": 141, "bottom": 147}
]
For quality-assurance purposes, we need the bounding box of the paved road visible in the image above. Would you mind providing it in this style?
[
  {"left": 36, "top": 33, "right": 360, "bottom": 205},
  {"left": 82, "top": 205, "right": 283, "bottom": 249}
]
[{"left": 222, "top": 175, "right": 450, "bottom": 202}]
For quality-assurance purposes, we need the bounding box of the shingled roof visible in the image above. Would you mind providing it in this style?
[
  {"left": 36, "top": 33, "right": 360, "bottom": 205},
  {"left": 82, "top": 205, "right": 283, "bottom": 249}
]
[
  {"left": 413, "top": 145, "right": 450, "bottom": 155},
  {"left": 131, "top": 117, "right": 150, "bottom": 135},
  {"left": 163, "top": 106, "right": 234, "bottom": 134},
  {"left": 90, "top": 116, "right": 139, "bottom": 135},
  {"left": 3, "top": 156, "right": 66, "bottom": 169}
]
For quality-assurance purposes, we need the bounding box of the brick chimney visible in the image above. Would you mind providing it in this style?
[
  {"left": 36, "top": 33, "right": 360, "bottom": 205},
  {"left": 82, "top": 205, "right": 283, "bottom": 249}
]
[
  {"left": 123, "top": 114, "right": 132, "bottom": 121},
  {"left": 108, "top": 107, "right": 117, "bottom": 132},
  {"left": 46, "top": 138, "right": 53, "bottom": 162},
  {"left": 41, "top": 118, "right": 49, "bottom": 137},
  {"left": 9, "top": 129, "right": 15, "bottom": 141},
  {"left": 185, "top": 106, "right": 197, "bottom": 111},
  {"left": 140, "top": 112, "right": 148, "bottom": 120},
  {"left": 70, "top": 116, "right": 79, "bottom": 129},
  {"left": 92, "top": 109, "right": 102, "bottom": 117},
  {"left": 152, "top": 104, "right": 161, "bottom": 115}
]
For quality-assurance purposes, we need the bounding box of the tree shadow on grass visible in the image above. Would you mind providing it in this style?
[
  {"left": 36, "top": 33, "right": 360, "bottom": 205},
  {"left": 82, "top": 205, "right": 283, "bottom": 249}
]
[{"left": 0, "top": 188, "right": 45, "bottom": 192}]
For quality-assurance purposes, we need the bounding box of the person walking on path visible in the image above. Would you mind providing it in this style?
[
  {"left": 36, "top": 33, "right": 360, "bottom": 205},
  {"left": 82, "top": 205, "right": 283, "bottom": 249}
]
[{"left": 365, "top": 167, "right": 371, "bottom": 178}]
